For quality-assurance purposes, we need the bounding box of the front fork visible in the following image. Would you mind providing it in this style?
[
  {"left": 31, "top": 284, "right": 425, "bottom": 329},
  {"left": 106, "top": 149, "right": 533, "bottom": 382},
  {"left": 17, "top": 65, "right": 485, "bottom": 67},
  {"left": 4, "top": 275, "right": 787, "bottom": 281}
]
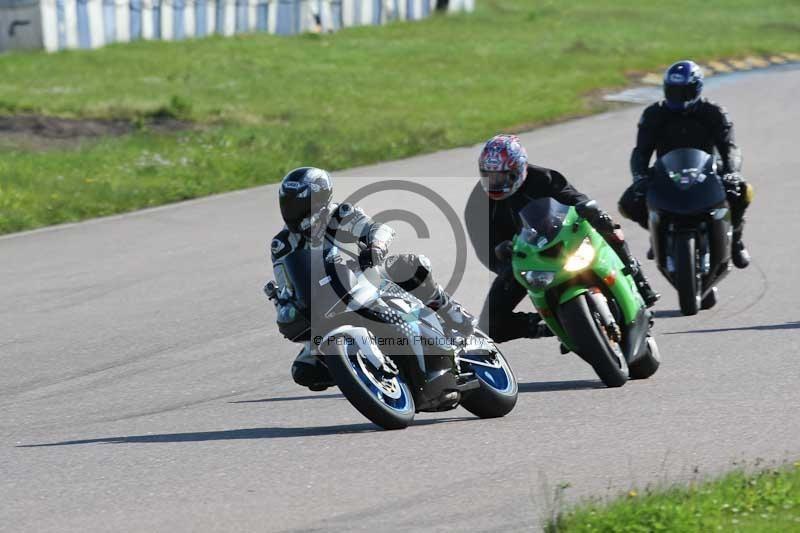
[
  {"left": 532, "top": 288, "right": 621, "bottom": 353},
  {"left": 663, "top": 229, "right": 709, "bottom": 275},
  {"left": 586, "top": 288, "right": 622, "bottom": 342},
  {"left": 653, "top": 213, "right": 728, "bottom": 280}
]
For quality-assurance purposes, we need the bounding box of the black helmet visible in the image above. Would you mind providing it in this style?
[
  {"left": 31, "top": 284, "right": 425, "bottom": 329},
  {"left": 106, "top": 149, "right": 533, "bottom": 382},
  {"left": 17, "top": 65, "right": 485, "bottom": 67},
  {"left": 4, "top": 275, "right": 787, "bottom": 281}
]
[{"left": 279, "top": 167, "right": 333, "bottom": 240}]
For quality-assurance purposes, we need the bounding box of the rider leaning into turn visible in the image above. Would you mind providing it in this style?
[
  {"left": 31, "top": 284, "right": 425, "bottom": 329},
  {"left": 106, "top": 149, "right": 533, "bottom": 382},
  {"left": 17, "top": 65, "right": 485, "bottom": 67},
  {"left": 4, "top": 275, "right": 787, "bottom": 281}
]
[
  {"left": 268, "top": 167, "right": 476, "bottom": 391},
  {"left": 618, "top": 59, "right": 753, "bottom": 269},
  {"left": 465, "top": 134, "right": 660, "bottom": 344}
]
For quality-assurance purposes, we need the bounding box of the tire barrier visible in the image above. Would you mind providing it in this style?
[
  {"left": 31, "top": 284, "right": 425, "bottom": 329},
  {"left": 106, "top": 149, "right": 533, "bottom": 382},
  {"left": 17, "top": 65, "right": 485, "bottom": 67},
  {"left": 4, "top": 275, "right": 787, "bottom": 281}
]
[{"left": 0, "top": 0, "right": 474, "bottom": 52}]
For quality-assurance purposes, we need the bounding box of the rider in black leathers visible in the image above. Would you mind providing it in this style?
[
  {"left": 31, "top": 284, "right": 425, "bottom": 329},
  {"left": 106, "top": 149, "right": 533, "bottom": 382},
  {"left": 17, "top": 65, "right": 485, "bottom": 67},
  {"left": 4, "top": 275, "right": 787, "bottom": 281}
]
[
  {"left": 466, "top": 135, "right": 659, "bottom": 344},
  {"left": 618, "top": 60, "right": 752, "bottom": 268}
]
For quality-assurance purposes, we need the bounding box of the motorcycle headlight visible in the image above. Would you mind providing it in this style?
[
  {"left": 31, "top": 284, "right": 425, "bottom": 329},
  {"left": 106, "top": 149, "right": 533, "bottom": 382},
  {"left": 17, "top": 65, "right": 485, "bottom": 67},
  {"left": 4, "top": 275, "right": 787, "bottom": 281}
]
[
  {"left": 522, "top": 270, "right": 555, "bottom": 289},
  {"left": 564, "top": 238, "right": 596, "bottom": 272}
]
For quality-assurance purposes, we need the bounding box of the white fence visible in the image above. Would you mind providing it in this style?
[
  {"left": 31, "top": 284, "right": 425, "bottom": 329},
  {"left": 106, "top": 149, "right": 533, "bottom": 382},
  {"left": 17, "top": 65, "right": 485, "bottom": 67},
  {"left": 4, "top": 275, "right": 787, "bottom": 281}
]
[{"left": 0, "top": 0, "right": 473, "bottom": 52}]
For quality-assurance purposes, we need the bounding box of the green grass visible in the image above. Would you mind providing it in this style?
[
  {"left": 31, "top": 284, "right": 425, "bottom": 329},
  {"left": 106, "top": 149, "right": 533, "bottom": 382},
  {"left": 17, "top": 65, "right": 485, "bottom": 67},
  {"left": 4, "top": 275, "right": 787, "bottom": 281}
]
[
  {"left": 548, "top": 463, "right": 800, "bottom": 532},
  {"left": 1, "top": 0, "right": 800, "bottom": 234}
]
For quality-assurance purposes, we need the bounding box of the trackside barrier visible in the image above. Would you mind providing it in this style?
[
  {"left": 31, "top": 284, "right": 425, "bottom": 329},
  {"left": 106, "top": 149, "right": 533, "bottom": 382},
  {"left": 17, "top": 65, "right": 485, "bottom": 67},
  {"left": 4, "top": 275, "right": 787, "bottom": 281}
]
[{"left": 0, "top": 0, "right": 474, "bottom": 52}]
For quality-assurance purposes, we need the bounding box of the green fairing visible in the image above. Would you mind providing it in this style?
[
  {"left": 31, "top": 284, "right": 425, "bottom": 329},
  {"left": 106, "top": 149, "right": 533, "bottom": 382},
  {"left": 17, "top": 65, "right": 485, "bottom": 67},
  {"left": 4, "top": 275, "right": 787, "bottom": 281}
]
[{"left": 511, "top": 206, "right": 644, "bottom": 351}]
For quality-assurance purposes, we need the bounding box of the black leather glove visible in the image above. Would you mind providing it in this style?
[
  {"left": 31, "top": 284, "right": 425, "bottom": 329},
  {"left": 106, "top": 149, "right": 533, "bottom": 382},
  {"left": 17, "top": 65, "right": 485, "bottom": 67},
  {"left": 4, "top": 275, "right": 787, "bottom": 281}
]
[
  {"left": 495, "top": 241, "right": 514, "bottom": 262},
  {"left": 576, "top": 200, "right": 617, "bottom": 234},
  {"left": 263, "top": 281, "right": 278, "bottom": 301},
  {"left": 359, "top": 246, "right": 387, "bottom": 270},
  {"left": 722, "top": 173, "right": 744, "bottom": 198}
]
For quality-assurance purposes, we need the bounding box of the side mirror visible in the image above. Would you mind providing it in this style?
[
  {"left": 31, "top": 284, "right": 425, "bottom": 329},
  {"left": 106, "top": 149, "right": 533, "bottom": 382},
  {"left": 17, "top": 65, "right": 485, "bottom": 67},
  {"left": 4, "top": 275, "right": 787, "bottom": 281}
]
[{"left": 495, "top": 241, "right": 514, "bottom": 261}]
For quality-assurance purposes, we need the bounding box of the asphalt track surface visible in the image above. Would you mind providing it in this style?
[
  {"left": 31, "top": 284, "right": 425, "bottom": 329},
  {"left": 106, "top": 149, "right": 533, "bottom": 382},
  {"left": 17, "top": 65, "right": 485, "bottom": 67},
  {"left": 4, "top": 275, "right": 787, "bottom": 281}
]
[{"left": 2, "top": 68, "right": 799, "bottom": 532}]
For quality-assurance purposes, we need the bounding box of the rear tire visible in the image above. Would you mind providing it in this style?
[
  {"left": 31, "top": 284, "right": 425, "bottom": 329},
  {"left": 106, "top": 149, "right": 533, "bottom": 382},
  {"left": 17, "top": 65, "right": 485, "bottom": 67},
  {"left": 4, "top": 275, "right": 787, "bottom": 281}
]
[
  {"left": 701, "top": 287, "right": 718, "bottom": 310},
  {"left": 323, "top": 338, "right": 415, "bottom": 430},
  {"left": 675, "top": 234, "right": 701, "bottom": 316},
  {"left": 629, "top": 336, "right": 661, "bottom": 380},
  {"left": 460, "top": 345, "right": 518, "bottom": 419},
  {"left": 559, "top": 294, "right": 629, "bottom": 388}
]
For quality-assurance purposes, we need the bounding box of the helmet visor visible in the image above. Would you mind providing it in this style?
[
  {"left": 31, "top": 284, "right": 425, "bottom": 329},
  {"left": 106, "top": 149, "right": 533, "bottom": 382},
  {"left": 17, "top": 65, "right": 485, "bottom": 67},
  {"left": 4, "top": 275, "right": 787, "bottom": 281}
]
[
  {"left": 280, "top": 196, "right": 309, "bottom": 233},
  {"left": 665, "top": 83, "right": 700, "bottom": 107},
  {"left": 480, "top": 171, "right": 517, "bottom": 200}
]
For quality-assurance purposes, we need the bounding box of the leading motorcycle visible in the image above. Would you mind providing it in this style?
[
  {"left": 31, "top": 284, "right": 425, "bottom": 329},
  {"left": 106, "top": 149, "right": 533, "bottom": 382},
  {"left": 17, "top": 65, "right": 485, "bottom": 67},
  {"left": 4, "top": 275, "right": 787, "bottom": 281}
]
[{"left": 266, "top": 244, "right": 518, "bottom": 430}]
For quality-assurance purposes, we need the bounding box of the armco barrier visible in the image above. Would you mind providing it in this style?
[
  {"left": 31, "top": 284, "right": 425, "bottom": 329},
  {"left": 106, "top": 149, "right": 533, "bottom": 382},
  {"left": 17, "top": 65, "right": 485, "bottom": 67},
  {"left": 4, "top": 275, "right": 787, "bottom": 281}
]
[{"left": 0, "top": 0, "right": 473, "bottom": 52}]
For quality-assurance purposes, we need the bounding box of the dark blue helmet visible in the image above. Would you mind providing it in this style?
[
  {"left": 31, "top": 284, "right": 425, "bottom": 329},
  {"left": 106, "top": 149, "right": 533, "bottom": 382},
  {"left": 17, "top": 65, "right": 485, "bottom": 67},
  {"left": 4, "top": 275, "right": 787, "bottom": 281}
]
[{"left": 663, "top": 60, "right": 704, "bottom": 111}]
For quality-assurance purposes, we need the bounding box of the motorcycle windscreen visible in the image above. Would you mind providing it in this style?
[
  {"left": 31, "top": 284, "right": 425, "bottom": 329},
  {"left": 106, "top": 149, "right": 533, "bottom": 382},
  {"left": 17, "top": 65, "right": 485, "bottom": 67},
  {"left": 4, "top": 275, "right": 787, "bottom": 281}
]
[
  {"left": 648, "top": 148, "right": 726, "bottom": 215},
  {"left": 518, "top": 197, "right": 571, "bottom": 246}
]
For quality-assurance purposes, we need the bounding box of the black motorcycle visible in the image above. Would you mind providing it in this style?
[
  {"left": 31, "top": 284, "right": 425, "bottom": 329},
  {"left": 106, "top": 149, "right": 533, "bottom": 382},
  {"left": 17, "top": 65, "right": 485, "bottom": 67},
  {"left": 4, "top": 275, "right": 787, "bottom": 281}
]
[
  {"left": 266, "top": 244, "right": 518, "bottom": 430},
  {"left": 647, "top": 148, "right": 732, "bottom": 315}
]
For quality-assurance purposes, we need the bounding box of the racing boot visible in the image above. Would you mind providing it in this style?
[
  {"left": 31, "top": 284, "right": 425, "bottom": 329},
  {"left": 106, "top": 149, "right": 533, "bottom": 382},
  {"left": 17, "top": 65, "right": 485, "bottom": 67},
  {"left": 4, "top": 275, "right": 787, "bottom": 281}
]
[
  {"left": 428, "top": 285, "right": 477, "bottom": 338},
  {"left": 630, "top": 263, "right": 660, "bottom": 308},
  {"left": 291, "top": 342, "right": 334, "bottom": 392},
  {"left": 731, "top": 223, "right": 750, "bottom": 269},
  {"left": 611, "top": 237, "right": 660, "bottom": 308}
]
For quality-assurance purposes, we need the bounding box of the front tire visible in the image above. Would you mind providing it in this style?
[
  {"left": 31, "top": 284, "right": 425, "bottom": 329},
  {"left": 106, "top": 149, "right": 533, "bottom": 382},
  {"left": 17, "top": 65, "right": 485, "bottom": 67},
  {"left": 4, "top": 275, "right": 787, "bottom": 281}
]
[
  {"left": 559, "top": 294, "right": 629, "bottom": 388},
  {"left": 323, "top": 337, "right": 415, "bottom": 430},
  {"left": 459, "top": 344, "right": 518, "bottom": 419},
  {"left": 675, "top": 234, "right": 701, "bottom": 316},
  {"left": 629, "top": 336, "right": 661, "bottom": 380}
]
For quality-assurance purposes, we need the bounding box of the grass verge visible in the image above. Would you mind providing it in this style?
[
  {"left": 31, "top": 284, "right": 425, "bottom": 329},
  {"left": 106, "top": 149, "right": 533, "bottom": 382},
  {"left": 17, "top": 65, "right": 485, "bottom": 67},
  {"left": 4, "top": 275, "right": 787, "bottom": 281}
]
[
  {"left": 1, "top": 0, "right": 800, "bottom": 234},
  {"left": 548, "top": 463, "right": 800, "bottom": 532}
]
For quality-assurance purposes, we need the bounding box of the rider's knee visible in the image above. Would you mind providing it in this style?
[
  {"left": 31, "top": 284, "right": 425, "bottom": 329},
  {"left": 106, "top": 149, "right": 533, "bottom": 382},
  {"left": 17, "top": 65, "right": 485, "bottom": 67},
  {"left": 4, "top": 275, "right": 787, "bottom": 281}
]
[
  {"left": 618, "top": 189, "right": 648, "bottom": 229},
  {"left": 742, "top": 181, "right": 755, "bottom": 207},
  {"left": 291, "top": 359, "right": 328, "bottom": 388}
]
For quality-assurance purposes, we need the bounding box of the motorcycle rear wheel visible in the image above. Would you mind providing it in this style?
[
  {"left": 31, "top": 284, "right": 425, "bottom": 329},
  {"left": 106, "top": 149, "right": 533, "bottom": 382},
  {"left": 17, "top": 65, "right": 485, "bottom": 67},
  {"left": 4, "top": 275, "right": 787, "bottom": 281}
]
[
  {"left": 459, "top": 342, "right": 518, "bottom": 419},
  {"left": 701, "top": 286, "right": 718, "bottom": 310},
  {"left": 629, "top": 336, "right": 661, "bottom": 380}
]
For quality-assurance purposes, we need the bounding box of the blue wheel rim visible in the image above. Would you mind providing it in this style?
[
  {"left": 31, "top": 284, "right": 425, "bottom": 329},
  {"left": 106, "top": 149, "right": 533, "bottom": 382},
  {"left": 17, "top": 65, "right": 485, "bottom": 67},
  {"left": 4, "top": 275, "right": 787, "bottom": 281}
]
[
  {"left": 464, "top": 355, "right": 514, "bottom": 394},
  {"left": 348, "top": 351, "right": 412, "bottom": 413}
]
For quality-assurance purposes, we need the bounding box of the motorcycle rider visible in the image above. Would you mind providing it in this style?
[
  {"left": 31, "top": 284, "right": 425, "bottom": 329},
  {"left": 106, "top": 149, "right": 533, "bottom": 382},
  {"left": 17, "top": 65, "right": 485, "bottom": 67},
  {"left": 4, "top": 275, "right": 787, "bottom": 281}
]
[
  {"left": 465, "top": 134, "right": 659, "bottom": 343},
  {"left": 618, "top": 60, "right": 753, "bottom": 268},
  {"left": 267, "top": 167, "right": 477, "bottom": 391}
]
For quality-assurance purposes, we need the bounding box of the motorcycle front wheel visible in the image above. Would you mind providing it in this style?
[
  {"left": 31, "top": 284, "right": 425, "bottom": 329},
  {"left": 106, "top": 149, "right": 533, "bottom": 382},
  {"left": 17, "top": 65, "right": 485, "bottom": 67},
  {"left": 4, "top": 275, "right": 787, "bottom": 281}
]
[
  {"left": 323, "top": 336, "right": 415, "bottom": 430},
  {"left": 675, "top": 234, "right": 701, "bottom": 316},
  {"left": 559, "top": 294, "right": 629, "bottom": 388}
]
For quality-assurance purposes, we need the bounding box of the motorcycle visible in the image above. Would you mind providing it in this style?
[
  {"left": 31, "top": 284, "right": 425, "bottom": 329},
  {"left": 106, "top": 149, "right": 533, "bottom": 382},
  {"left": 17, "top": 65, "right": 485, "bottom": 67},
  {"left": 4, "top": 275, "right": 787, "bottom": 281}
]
[
  {"left": 646, "top": 148, "right": 732, "bottom": 315},
  {"left": 266, "top": 243, "right": 518, "bottom": 430},
  {"left": 497, "top": 197, "right": 660, "bottom": 387}
]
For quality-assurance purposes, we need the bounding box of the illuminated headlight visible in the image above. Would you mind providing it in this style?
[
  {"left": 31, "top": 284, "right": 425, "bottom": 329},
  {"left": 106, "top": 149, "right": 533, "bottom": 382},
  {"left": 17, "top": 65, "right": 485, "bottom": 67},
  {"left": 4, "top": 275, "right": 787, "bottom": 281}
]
[
  {"left": 564, "top": 238, "right": 596, "bottom": 272},
  {"left": 523, "top": 270, "right": 555, "bottom": 289}
]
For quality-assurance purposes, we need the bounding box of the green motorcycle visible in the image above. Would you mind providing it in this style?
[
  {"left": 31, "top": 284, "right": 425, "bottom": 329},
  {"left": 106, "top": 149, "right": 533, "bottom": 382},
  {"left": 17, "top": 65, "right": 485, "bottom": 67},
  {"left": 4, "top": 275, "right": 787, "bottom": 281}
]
[{"left": 498, "top": 198, "right": 660, "bottom": 387}]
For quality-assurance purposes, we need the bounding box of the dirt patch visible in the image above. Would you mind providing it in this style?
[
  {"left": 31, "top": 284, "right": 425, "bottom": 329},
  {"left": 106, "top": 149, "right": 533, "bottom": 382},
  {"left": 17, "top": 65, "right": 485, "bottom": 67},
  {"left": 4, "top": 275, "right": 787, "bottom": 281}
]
[{"left": 0, "top": 115, "right": 191, "bottom": 150}]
